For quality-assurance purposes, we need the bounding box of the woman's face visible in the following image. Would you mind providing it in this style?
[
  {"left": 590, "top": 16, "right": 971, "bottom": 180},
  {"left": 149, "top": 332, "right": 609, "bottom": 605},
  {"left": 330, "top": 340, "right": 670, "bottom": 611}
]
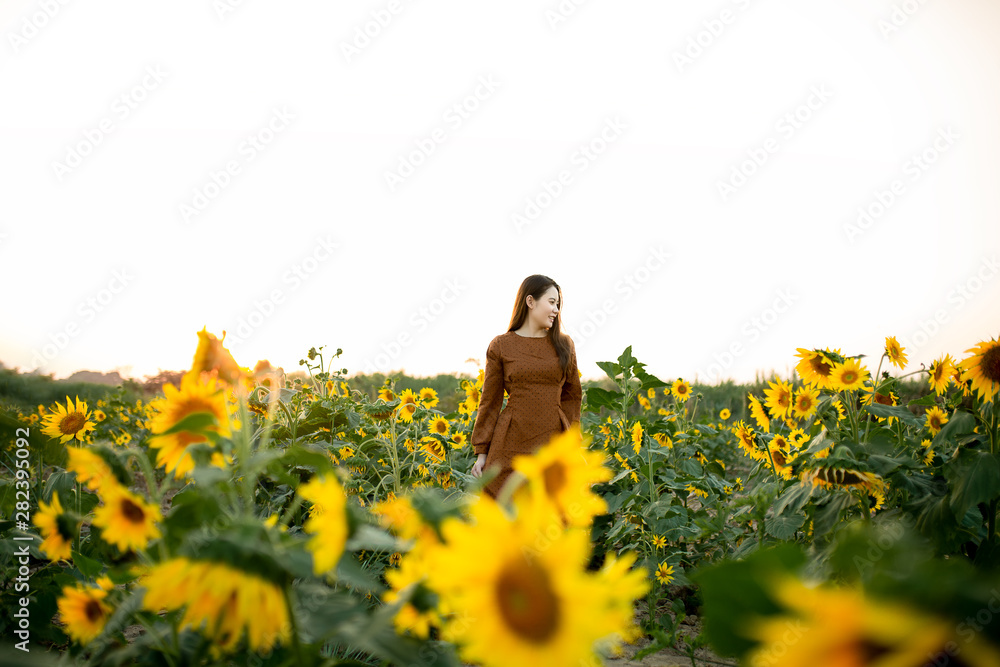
[{"left": 529, "top": 286, "right": 560, "bottom": 330}]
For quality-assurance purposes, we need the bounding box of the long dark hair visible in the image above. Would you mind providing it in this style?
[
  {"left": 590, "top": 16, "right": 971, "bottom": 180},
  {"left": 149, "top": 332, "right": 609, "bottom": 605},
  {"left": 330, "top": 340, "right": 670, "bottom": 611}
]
[{"left": 507, "top": 274, "right": 572, "bottom": 378}]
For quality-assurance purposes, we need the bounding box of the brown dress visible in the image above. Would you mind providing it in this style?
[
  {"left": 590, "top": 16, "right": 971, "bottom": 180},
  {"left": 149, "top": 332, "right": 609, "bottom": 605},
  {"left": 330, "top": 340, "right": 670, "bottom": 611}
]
[{"left": 471, "top": 331, "right": 583, "bottom": 499}]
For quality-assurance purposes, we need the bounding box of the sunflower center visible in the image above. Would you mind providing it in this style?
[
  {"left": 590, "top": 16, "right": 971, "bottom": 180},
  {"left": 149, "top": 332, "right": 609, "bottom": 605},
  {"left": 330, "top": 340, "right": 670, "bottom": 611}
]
[
  {"left": 84, "top": 598, "right": 105, "bottom": 623},
  {"left": 542, "top": 461, "right": 567, "bottom": 496},
  {"left": 842, "top": 371, "right": 857, "bottom": 385},
  {"left": 59, "top": 412, "right": 86, "bottom": 435},
  {"left": 810, "top": 358, "right": 832, "bottom": 376},
  {"left": 120, "top": 498, "right": 146, "bottom": 524},
  {"left": 874, "top": 392, "right": 892, "bottom": 405},
  {"left": 771, "top": 449, "right": 787, "bottom": 467},
  {"left": 495, "top": 558, "right": 560, "bottom": 642},
  {"left": 982, "top": 346, "right": 1000, "bottom": 382}
]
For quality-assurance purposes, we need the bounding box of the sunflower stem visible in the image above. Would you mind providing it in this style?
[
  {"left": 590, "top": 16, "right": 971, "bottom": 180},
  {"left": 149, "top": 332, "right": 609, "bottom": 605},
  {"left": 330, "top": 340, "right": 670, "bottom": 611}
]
[
  {"left": 862, "top": 354, "right": 886, "bottom": 445},
  {"left": 645, "top": 432, "right": 656, "bottom": 509},
  {"left": 131, "top": 447, "right": 162, "bottom": 507},
  {"left": 283, "top": 583, "right": 306, "bottom": 666}
]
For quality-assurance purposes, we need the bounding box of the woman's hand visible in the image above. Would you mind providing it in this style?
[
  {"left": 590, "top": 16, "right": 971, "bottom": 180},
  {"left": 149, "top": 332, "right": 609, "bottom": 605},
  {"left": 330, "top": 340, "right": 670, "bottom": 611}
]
[{"left": 470, "top": 453, "right": 487, "bottom": 477}]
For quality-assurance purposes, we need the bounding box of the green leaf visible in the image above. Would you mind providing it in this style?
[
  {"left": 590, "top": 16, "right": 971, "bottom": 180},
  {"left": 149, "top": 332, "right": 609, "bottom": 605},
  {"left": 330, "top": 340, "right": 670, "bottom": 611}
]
[
  {"left": 344, "top": 523, "right": 403, "bottom": 552},
  {"left": 71, "top": 549, "right": 103, "bottom": 578},
  {"left": 932, "top": 409, "right": 977, "bottom": 449},
  {"left": 862, "top": 403, "right": 921, "bottom": 428},
  {"left": 586, "top": 387, "right": 624, "bottom": 412},
  {"left": 692, "top": 543, "right": 806, "bottom": 658},
  {"left": 596, "top": 361, "right": 622, "bottom": 382},
  {"left": 945, "top": 449, "right": 1000, "bottom": 518},
  {"left": 772, "top": 482, "right": 816, "bottom": 516},
  {"left": 617, "top": 346, "right": 638, "bottom": 373},
  {"left": 155, "top": 410, "right": 220, "bottom": 436},
  {"left": 765, "top": 511, "right": 805, "bottom": 540},
  {"left": 908, "top": 394, "right": 938, "bottom": 407}
]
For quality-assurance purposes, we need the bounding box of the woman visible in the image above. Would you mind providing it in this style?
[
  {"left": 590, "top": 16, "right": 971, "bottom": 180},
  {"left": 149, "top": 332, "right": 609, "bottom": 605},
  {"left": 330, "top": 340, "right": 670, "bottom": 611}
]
[{"left": 469, "top": 274, "right": 583, "bottom": 499}]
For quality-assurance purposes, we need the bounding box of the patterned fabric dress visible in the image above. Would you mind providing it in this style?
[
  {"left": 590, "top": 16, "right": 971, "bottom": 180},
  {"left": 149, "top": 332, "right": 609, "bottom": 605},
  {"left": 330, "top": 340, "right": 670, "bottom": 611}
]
[{"left": 471, "top": 331, "right": 582, "bottom": 498}]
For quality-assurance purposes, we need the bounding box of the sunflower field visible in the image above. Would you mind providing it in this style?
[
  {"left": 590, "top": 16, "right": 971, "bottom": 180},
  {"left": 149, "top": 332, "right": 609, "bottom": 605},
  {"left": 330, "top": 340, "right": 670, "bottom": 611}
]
[{"left": 2, "top": 328, "right": 1000, "bottom": 666}]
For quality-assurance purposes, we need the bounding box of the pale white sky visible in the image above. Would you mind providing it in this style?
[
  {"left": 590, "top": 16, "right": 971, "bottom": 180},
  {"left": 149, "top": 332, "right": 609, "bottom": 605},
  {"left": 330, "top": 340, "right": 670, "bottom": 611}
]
[{"left": 2, "top": 0, "right": 998, "bottom": 386}]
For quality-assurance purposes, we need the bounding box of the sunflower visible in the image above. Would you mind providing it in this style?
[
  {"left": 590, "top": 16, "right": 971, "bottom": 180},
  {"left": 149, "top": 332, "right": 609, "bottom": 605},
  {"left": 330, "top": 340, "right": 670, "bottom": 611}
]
[
  {"left": 421, "top": 437, "right": 446, "bottom": 462},
  {"left": 763, "top": 380, "right": 793, "bottom": 420},
  {"left": 734, "top": 421, "right": 762, "bottom": 461},
  {"left": 884, "top": 336, "right": 908, "bottom": 370},
  {"left": 419, "top": 387, "right": 439, "bottom": 407},
  {"left": 928, "top": 354, "right": 956, "bottom": 396},
  {"left": 792, "top": 385, "right": 820, "bottom": 420},
  {"left": 57, "top": 584, "right": 112, "bottom": 645},
  {"left": 630, "top": 421, "right": 643, "bottom": 454},
  {"left": 422, "top": 496, "right": 649, "bottom": 667},
  {"left": 832, "top": 398, "right": 847, "bottom": 421},
  {"left": 794, "top": 348, "right": 836, "bottom": 389},
  {"left": 65, "top": 447, "right": 115, "bottom": 492},
  {"left": 92, "top": 484, "right": 162, "bottom": 553},
  {"left": 719, "top": 408, "right": 731, "bottom": 420},
  {"left": 766, "top": 442, "right": 794, "bottom": 480},
  {"left": 801, "top": 467, "right": 884, "bottom": 493},
  {"left": 397, "top": 388, "right": 420, "bottom": 423},
  {"left": 925, "top": 406, "right": 949, "bottom": 436},
  {"left": 654, "top": 562, "right": 675, "bottom": 585},
  {"left": 685, "top": 483, "right": 708, "bottom": 499},
  {"left": 828, "top": 358, "right": 869, "bottom": 392},
  {"left": 428, "top": 416, "right": 450, "bottom": 436},
  {"left": 652, "top": 535, "right": 667, "bottom": 549},
  {"left": 141, "top": 557, "right": 289, "bottom": 654},
  {"left": 298, "top": 473, "right": 348, "bottom": 574},
  {"left": 743, "top": 577, "right": 1000, "bottom": 667},
  {"left": 378, "top": 386, "right": 396, "bottom": 402},
  {"left": 671, "top": 378, "right": 691, "bottom": 403},
  {"left": 41, "top": 396, "right": 96, "bottom": 444},
  {"left": 188, "top": 326, "right": 251, "bottom": 388},
  {"left": 33, "top": 493, "right": 76, "bottom": 562},
  {"left": 958, "top": 337, "right": 1000, "bottom": 403},
  {"left": 748, "top": 394, "right": 770, "bottom": 433},
  {"left": 510, "top": 425, "right": 612, "bottom": 529},
  {"left": 451, "top": 432, "right": 467, "bottom": 448},
  {"left": 651, "top": 432, "right": 673, "bottom": 448},
  {"left": 147, "top": 372, "right": 233, "bottom": 479}
]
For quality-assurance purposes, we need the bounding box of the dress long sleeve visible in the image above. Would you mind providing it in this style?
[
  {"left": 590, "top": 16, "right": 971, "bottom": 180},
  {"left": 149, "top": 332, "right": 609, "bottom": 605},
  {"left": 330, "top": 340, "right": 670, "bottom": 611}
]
[
  {"left": 560, "top": 338, "right": 582, "bottom": 424},
  {"left": 471, "top": 336, "right": 505, "bottom": 456}
]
